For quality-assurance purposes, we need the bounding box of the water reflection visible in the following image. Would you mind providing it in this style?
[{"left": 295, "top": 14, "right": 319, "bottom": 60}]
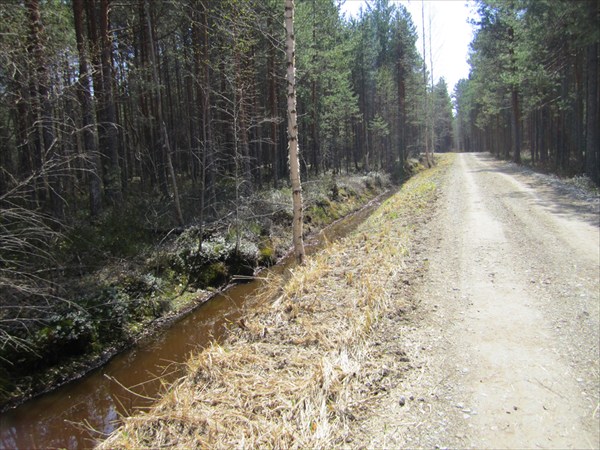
[{"left": 0, "top": 271, "right": 271, "bottom": 449}]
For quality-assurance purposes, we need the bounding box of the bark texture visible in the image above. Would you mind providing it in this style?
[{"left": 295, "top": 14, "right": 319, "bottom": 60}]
[{"left": 285, "top": 0, "right": 305, "bottom": 264}]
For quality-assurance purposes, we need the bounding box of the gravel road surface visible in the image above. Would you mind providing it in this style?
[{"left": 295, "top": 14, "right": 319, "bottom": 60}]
[{"left": 358, "top": 153, "right": 599, "bottom": 449}]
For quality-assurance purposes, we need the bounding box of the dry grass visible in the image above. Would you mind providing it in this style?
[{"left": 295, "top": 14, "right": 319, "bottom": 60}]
[{"left": 98, "top": 155, "right": 454, "bottom": 449}]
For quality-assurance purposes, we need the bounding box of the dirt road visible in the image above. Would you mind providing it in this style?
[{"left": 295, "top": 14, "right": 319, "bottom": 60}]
[{"left": 359, "top": 153, "right": 599, "bottom": 449}]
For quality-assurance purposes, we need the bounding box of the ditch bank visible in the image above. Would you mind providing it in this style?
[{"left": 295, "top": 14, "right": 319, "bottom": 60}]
[
  {"left": 0, "top": 169, "right": 409, "bottom": 449},
  {"left": 0, "top": 172, "right": 394, "bottom": 414},
  {"left": 97, "top": 155, "right": 453, "bottom": 449}
]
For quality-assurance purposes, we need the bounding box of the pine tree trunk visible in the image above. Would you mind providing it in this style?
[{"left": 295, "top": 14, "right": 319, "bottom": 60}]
[
  {"left": 98, "top": 0, "right": 122, "bottom": 204},
  {"left": 511, "top": 87, "right": 522, "bottom": 164},
  {"left": 396, "top": 47, "right": 406, "bottom": 171},
  {"left": 585, "top": 41, "right": 599, "bottom": 184},
  {"left": 421, "top": 1, "right": 431, "bottom": 168},
  {"left": 284, "top": 0, "right": 305, "bottom": 265},
  {"left": 26, "top": 0, "right": 63, "bottom": 219},
  {"left": 237, "top": 75, "right": 253, "bottom": 197},
  {"left": 574, "top": 49, "right": 585, "bottom": 171},
  {"left": 143, "top": 0, "right": 184, "bottom": 226},
  {"left": 201, "top": 7, "right": 215, "bottom": 211},
  {"left": 267, "top": 20, "right": 279, "bottom": 189},
  {"left": 73, "top": 0, "right": 102, "bottom": 217}
]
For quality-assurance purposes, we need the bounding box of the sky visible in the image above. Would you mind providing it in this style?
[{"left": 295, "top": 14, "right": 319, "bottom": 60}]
[{"left": 339, "top": 0, "right": 476, "bottom": 93}]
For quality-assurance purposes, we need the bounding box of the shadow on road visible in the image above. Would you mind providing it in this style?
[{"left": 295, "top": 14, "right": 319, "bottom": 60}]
[{"left": 465, "top": 152, "right": 599, "bottom": 230}]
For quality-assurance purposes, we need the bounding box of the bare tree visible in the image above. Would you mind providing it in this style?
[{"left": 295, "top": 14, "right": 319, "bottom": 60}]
[{"left": 284, "top": 0, "right": 305, "bottom": 264}]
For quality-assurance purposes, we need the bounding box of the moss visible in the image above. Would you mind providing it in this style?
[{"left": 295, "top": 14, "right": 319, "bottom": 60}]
[
  {"left": 170, "top": 292, "right": 200, "bottom": 312},
  {"left": 258, "top": 244, "right": 276, "bottom": 267},
  {"left": 195, "top": 262, "right": 228, "bottom": 288}
]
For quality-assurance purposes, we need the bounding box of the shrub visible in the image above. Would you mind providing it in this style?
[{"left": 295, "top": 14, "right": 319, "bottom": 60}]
[
  {"left": 170, "top": 232, "right": 259, "bottom": 287},
  {"left": 64, "top": 207, "right": 154, "bottom": 270},
  {"left": 35, "top": 309, "right": 97, "bottom": 360}
]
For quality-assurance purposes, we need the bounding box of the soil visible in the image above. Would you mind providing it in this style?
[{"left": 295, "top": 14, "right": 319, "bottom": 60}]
[{"left": 354, "top": 153, "right": 599, "bottom": 448}]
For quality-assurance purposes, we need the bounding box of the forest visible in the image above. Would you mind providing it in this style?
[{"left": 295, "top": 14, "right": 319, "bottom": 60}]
[
  {"left": 455, "top": 0, "right": 599, "bottom": 182},
  {"left": 0, "top": 0, "right": 598, "bottom": 411}
]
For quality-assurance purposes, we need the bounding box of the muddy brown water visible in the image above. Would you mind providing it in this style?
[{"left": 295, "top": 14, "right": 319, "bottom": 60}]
[{"left": 0, "top": 190, "right": 392, "bottom": 449}]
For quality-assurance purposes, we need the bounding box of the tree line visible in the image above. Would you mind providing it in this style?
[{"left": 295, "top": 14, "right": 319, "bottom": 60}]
[
  {"left": 0, "top": 0, "right": 452, "bottom": 225},
  {"left": 455, "top": 0, "right": 599, "bottom": 184}
]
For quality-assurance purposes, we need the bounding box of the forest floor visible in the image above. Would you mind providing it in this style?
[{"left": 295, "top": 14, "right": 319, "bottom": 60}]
[{"left": 100, "top": 153, "right": 599, "bottom": 449}]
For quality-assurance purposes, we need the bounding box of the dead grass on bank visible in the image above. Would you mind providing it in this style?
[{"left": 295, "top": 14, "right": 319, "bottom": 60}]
[{"left": 98, "top": 155, "right": 455, "bottom": 449}]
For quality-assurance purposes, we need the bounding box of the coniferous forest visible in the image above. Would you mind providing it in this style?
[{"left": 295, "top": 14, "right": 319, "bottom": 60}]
[
  {"left": 0, "top": 0, "right": 598, "bottom": 410},
  {"left": 455, "top": 0, "right": 599, "bottom": 183}
]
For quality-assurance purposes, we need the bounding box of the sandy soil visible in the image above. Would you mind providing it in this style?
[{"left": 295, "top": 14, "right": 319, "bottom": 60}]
[{"left": 356, "top": 153, "right": 599, "bottom": 449}]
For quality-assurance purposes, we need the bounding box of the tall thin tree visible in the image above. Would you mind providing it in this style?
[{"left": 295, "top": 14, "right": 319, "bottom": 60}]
[
  {"left": 143, "top": 0, "right": 184, "bottom": 226},
  {"left": 421, "top": 0, "right": 431, "bottom": 167},
  {"left": 73, "top": 0, "right": 102, "bottom": 217},
  {"left": 284, "top": 0, "right": 305, "bottom": 264}
]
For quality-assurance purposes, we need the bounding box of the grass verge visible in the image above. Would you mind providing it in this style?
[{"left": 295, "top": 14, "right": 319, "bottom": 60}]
[{"left": 98, "top": 155, "right": 455, "bottom": 448}]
